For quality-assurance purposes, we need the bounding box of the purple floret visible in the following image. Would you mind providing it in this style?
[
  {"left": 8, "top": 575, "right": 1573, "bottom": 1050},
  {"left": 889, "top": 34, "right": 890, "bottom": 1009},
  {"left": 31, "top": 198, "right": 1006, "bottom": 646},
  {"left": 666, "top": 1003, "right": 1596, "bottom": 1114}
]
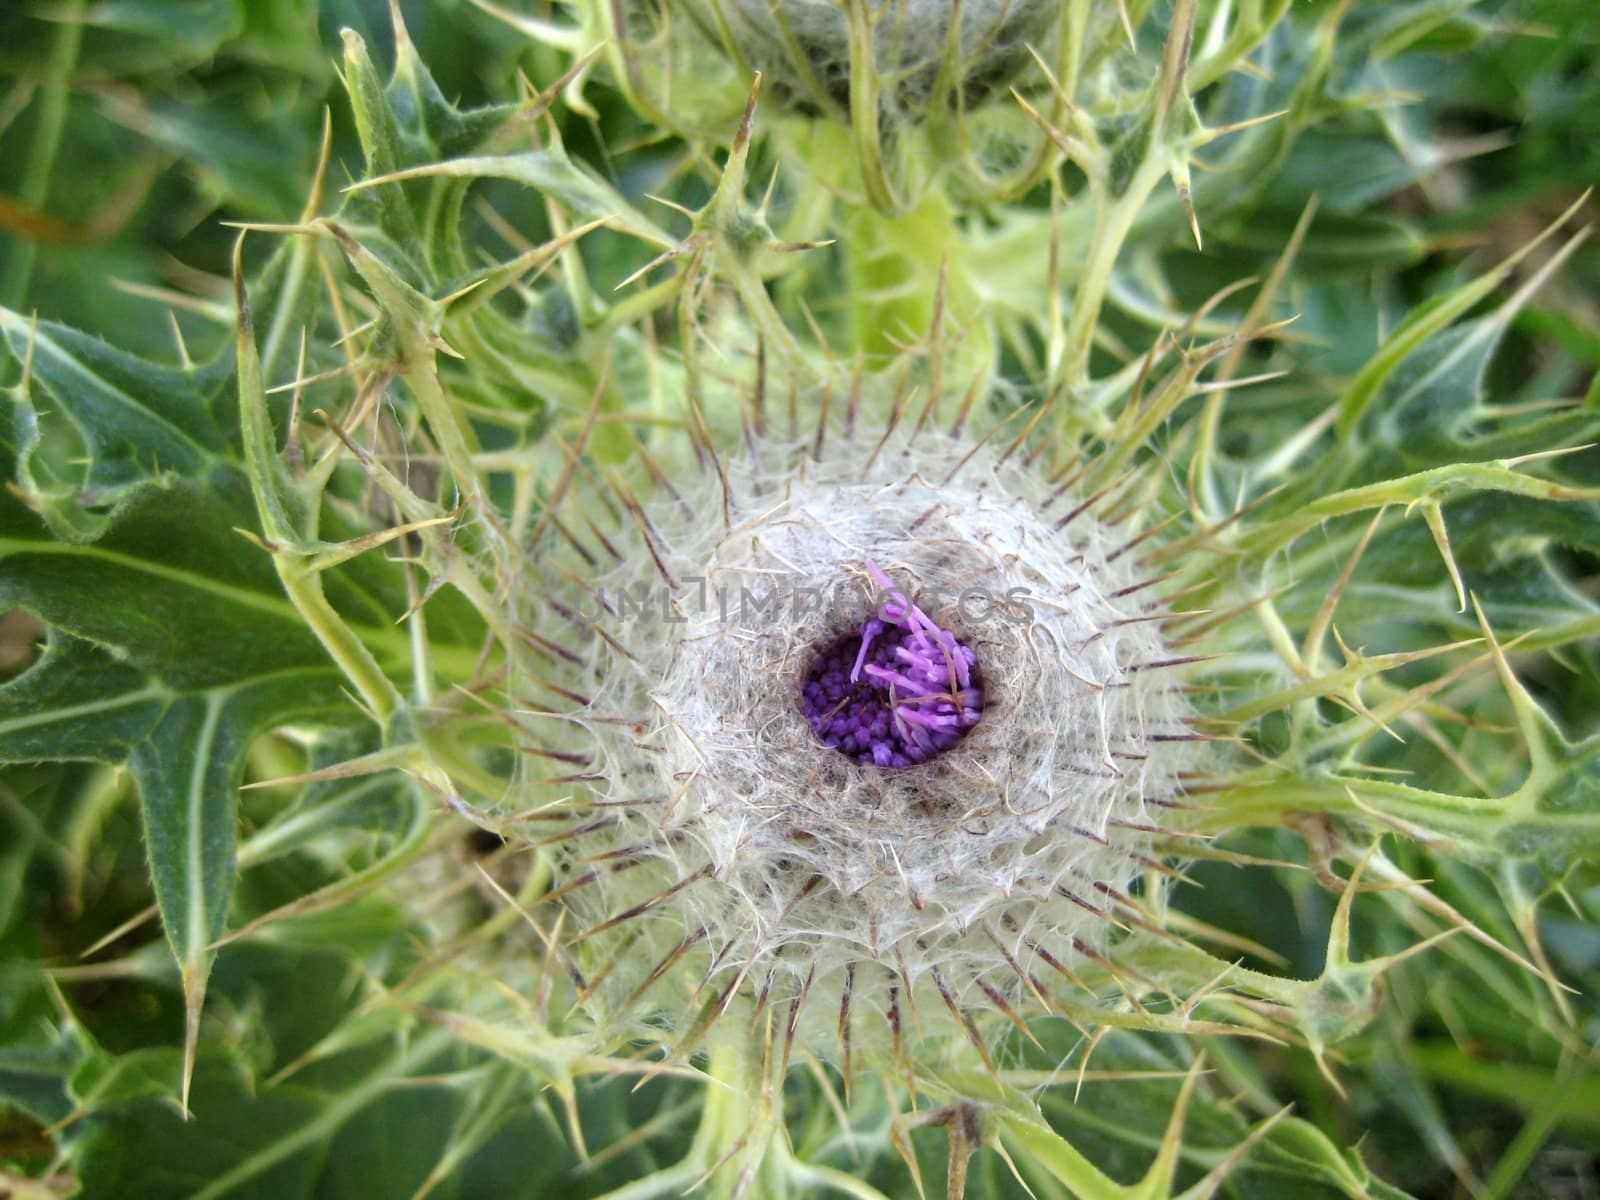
[{"left": 800, "top": 561, "right": 983, "bottom": 768}]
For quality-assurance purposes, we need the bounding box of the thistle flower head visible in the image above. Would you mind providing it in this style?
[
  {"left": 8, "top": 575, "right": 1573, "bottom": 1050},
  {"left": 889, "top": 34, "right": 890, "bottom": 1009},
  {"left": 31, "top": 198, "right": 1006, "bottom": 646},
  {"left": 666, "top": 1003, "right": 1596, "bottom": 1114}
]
[{"left": 521, "top": 414, "right": 1196, "bottom": 1052}]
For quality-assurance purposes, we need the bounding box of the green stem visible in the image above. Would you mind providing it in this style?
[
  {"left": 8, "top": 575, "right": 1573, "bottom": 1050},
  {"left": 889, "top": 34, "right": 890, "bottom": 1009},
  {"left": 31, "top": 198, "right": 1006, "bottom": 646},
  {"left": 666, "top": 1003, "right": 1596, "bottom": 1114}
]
[
  {"left": 690, "top": 1040, "right": 774, "bottom": 1199},
  {"left": 275, "top": 560, "right": 404, "bottom": 725},
  {"left": 844, "top": 0, "right": 899, "bottom": 213},
  {"left": 1057, "top": 152, "right": 1169, "bottom": 391},
  {"left": 236, "top": 237, "right": 404, "bottom": 726}
]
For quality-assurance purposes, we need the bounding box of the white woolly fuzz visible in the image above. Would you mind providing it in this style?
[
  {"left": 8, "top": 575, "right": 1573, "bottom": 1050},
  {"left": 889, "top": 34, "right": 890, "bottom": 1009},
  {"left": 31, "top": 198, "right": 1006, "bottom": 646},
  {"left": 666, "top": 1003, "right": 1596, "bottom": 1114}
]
[
  {"left": 705, "top": 0, "right": 1061, "bottom": 118},
  {"left": 517, "top": 418, "right": 1197, "bottom": 1044}
]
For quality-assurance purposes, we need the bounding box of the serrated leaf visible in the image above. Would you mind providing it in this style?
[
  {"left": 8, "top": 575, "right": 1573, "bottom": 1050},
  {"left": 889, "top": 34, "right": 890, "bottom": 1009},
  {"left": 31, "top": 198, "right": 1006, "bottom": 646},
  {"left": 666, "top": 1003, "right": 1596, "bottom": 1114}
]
[
  {"left": 2, "top": 310, "right": 235, "bottom": 535},
  {"left": 0, "top": 318, "right": 404, "bottom": 1102},
  {"left": 1027, "top": 1036, "right": 1417, "bottom": 1200},
  {"left": 0, "top": 628, "right": 349, "bottom": 1102},
  {"left": 1335, "top": 210, "right": 1584, "bottom": 439},
  {"left": 64, "top": 1045, "right": 185, "bottom": 1121},
  {"left": 0, "top": 635, "right": 167, "bottom": 760},
  {"left": 0, "top": 480, "right": 341, "bottom": 687},
  {"left": 74, "top": 1026, "right": 459, "bottom": 1200},
  {"left": 0, "top": 969, "right": 90, "bottom": 1126},
  {"left": 130, "top": 674, "right": 349, "bottom": 983}
]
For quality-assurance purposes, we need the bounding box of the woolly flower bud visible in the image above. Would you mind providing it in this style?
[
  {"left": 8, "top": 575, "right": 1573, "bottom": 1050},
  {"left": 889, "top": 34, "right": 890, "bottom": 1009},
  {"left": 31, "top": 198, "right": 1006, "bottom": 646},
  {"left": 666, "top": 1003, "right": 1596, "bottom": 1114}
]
[
  {"left": 515, "top": 411, "right": 1197, "bottom": 1057},
  {"left": 688, "top": 0, "right": 1060, "bottom": 123}
]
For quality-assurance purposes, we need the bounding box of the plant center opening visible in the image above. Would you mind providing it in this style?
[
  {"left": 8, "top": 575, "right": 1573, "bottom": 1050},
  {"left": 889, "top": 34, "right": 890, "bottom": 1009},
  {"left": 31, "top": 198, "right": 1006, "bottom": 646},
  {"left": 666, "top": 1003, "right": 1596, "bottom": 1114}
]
[{"left": 799, "top": 562, "right": 984, "bottom": 768}]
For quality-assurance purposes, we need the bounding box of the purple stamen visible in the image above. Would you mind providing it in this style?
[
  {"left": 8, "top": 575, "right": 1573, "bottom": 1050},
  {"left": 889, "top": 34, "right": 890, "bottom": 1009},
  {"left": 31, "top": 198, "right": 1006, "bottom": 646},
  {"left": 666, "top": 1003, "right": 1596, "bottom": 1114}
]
[
  {"left": 800, "top": 562, "right": 984, "bottom": 768},
  {"left": 850, "top": 616, "right": 883, "bottom": 683}
]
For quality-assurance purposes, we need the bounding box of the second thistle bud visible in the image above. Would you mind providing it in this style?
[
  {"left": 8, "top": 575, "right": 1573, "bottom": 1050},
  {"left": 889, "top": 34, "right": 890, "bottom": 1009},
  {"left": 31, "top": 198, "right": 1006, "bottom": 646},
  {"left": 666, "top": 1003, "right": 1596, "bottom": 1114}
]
[
  {"left": 619, "top": 0, "right": 1101, "bottom": 209},
  {"left": 694, "top": 0, "right": 1060, "bottom": 122}
]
